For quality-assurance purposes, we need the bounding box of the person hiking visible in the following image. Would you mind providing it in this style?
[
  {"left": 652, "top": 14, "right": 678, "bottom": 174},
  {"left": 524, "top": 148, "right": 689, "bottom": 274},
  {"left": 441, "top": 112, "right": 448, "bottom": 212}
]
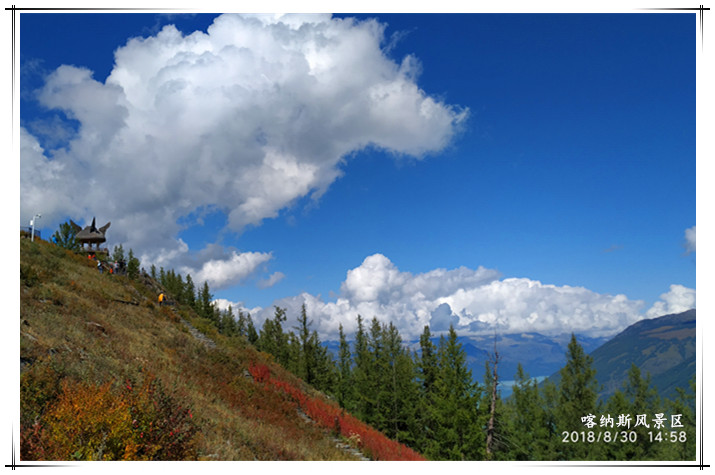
[
  {"left": 97, "top": 261, "right": 103, "bottom": 274},
  {"left": 158, "top": 293, "right": 165, "bottom": 306}
]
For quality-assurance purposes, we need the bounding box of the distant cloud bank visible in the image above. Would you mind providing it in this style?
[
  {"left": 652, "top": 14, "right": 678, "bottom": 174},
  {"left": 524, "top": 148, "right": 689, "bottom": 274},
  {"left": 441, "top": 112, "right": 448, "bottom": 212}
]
[
  {"left": 235, "top": 253, "right": 695, "bottom": 341},
  {"left": 645, "top": 284, "right": 696, "bottom": 319},
  {"left": 21, "top": 13, "right": 467, "bottom": 287}
]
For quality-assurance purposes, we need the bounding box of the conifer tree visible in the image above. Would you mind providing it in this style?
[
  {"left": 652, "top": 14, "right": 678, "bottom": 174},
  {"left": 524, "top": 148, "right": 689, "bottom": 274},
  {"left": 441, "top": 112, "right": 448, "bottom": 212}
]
[
  {"left": 111, "top": 243, "right": 125, "bottom": 263},
  {"left": 183, "top": 274, "right": 196, "bottom": 307},
  {"left": 660, "top": 377, "right": 695, "bottom": 460},
  {"left": 127, "top": 249, "right": 140, "bottom": 279},
  {"left": 382, "top": 322, "right": 419, "bottom": 444},
  {"left": 366, "top": 317, "right": 386, "bottom": 428},
  {"left": 502, "top": 363, "right": 551, "bottom": 460},
  {"left": 540, "top": 378, "right": 561, "bottom": 459},
  {"left": 603, "top": 363, "right": 660, "bottom": 460},
  {"left": 219, "top": 306, "right": 238, "bottom": 336},
  {"left": 351, "top": 315, "right": 371, "bottom": 420},
  {"left": 336, "top": 324, "right": 353, "bottom": 408},
  {"left": 198, "top": 281, "right": 216, "bottom": 323},
  {"left": 53, "top": 221, "right": 80, "bottom": 252},
  {"left": 246, "top": 314, "right": 259, "bottom": 345},
  {"left": 482, "top": 336, "right": 502, "bottom": 459},
  {"left": 417, "top": 325, "right": 438, "bottom": 394},
  {"left": 414, "top": 325, "right": 439, "bottom": 452},
  {"left": 236, "top": 309, "right": 247, "bottom": 337},
  {"left": 296, "top": 304, "right": 314, "bottom": 384},
  {"left": 555, "top": 334, "right": 601, "bottom": 460},
  {"left": 309, "top": 330, "right": 336, "bottom": 394},
  {"left": 285, "top": 333, "right": 302, "bottom": 375},
  {"left": 427, "top": 325, "right": 481, "bottom": 460},
  {"left": 258, "top": 306, "right": 289, "bottom": 366}
]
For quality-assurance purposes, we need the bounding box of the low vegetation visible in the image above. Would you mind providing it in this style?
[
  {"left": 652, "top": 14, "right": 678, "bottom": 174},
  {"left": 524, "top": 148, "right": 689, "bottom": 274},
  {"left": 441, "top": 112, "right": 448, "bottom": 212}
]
[
  {"left": 20, "top": 230, "right": 696, "bottom": 461},
  {"left": 20, "top": 237, "right": 415, "bottom": 460}
]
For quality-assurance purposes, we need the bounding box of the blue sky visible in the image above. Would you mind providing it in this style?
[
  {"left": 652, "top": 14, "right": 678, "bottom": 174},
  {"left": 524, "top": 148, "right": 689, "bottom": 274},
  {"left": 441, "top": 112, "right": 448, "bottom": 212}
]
[{"left": 18, "top": 10, "right": 699, "bottom": 341}]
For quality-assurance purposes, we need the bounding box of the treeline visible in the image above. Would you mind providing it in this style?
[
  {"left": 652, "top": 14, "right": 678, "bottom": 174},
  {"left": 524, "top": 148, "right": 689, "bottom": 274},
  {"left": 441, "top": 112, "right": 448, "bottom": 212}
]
[{"left": 123, "top": 255, "right": 696, "bottom": 461}]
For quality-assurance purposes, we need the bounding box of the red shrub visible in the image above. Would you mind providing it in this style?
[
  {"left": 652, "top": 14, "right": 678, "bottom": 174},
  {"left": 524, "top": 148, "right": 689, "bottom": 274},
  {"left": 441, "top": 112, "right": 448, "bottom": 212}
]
[
  {"left": 252, "top": 368, "right": 426, "bottom": 461},
  {"left": 248, "top": 363, "right": 271, "bottom": 383}
]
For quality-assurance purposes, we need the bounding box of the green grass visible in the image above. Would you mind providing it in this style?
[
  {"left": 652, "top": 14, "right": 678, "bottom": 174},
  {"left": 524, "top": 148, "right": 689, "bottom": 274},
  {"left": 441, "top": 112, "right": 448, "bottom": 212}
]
[{"left": 20, "top": 237, "right": 361, "bottom": 461}]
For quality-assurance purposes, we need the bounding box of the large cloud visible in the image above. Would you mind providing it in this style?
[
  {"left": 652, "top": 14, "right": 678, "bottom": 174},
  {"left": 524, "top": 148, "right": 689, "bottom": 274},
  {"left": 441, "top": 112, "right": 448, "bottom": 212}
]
[
  {"left": 243, "top": 253, "right": 692, "bottom": 341},
  {"left": 20, "top": 13, "right": 467, "bottom": 285},
  {"left": 645, "top": 284, "right": 696, "bottom": 319}
]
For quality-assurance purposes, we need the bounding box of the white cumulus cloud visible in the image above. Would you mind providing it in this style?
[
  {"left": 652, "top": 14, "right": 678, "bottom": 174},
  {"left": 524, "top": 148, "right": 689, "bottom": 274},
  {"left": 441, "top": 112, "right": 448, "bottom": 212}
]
[
  {"left": 253, "top": 253, "right": 678, "bottom": 341},
  {"left": 645, "top": 284, "right": 696, "bottom": 318},
  {"left": 184, "top": 250, "right": 273, "bottom": 290},
  {"left": 257, "top": 271, "right": 286, "bottom": 289},
  {"left": 20, "top": 13, "right": 467, "bottom": 282}
]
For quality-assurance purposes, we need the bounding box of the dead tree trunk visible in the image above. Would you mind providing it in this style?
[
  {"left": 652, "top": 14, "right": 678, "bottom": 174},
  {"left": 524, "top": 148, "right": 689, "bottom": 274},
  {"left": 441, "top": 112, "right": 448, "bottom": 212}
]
[{"left": 486, "top": 336, "right": 500, "bottom": 458}]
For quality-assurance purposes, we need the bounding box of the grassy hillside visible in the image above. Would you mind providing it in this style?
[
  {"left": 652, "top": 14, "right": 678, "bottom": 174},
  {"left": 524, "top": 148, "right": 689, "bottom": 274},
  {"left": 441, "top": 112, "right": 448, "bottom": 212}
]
[
  {"left": 19, "top": 237, "right": 423, "bottom": 461},
  {"left": 589, "top": 309, "right": 695, "bottom": 400}
]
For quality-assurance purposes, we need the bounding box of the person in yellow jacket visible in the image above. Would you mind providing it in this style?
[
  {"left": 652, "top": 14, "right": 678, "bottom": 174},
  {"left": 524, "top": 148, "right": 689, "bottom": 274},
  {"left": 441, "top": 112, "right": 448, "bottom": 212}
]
[{"left": 158, "top": 293, "right": 165, "bottom": 306}]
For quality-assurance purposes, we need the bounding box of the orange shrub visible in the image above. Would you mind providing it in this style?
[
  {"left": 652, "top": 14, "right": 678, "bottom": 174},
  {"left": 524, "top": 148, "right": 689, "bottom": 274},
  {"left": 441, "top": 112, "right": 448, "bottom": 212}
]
[
  {"left": 41, "top": 380, "right": 135, "bottom": 460},
  {"left": 21, "top": 375, "right": 198, "bottom": 461}
]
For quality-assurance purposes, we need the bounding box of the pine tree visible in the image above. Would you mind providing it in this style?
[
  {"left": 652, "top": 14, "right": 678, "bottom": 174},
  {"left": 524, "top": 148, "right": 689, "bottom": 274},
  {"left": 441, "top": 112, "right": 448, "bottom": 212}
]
[
  {"left": 285, "top": 332, "right": 302, "bottom": 375},
  {"left": 258, "top": 306, "right": 289, "bottom": 366},
  {"left": 502, "top": 363, "right": 551, "bottom": 460},
  {"left": 336, "top": 324, "right": 353, "bottom": 409},
  {"left": 183, "top": 274, "right": 196, "bottom": 307},
  {"left": 417, "top": 325, "right": 438, "bottom": 394},
  {"left": 198, "top": 281, "right": 215, "bottom": 323},
  {"left": 364, "top": 317, "right": 387, "bottom": 430},
  {"left": 351, "top": 315, "right": 371, "bottom": 421},
  {"left": 309, "top": 330, "right": 336, "bottom": 394},
  {"left": 483, "top": 335, "right": 502, "bottom": 459},
  {"left": 427, "top": 325, "right": 481, "bottom": 460},
  {"left": 111, "top": 244, "right": 125, "bottom": 262},
  {"left": 602, "top": 388, "right": 631, "bottom": 460},
  {"left": 296, "top": 304, "right": 313, "bottom": 384},
  {"left": 246, "top": 314, "right": 259, "bottom": 345},
  {"left": 540, "top": 378, "right": 561, "bottom": 460},
  {"left": 236, "top": 309, "right": 247, "bottom": 338},
  {"left": 382, "top": 322, "right": 419, "bottom": 444},
  {"left": 659, "top": 377, "right": 695, "bottom": 460},
  {"left": 52, "top": 221, "right": 81, "bottom": 252},
  {"left": 554, "top": 334, "right": 601, "bottom": 460},
  {"left": 603, "top": 363, "right": 660, "bottom": 460},
  {"left": 127, "top": 249, "right": 140, "bottom": 279},
  {"left": 414, "top": 325, "right": 439, "bottom": 453},
  {"left": 219, "top": 306, "right": 237, "bottom": 336}
]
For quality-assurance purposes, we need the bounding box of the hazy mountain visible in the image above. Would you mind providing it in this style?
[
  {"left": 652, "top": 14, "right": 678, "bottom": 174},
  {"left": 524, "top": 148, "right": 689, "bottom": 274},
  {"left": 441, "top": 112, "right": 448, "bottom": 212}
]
[
  {"left": 538, "top": 309, "right": 696, "bottom": 402},
  {"left": 326, "top": 310, "right": 695, "bottom": 401},
  {"left": 462, "top": 332, "right": 608, "bottom": 383},
  {"left": 589, "top": 309, "right": 696, "bottom": 400},
  {"left": 327, "top": 329, "right": 611, "bottom": 397}
]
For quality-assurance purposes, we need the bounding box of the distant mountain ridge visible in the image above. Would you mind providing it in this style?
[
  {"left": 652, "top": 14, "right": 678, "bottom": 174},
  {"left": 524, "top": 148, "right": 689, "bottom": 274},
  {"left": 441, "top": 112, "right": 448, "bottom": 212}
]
[
  {"left": 537, "top": 309, "right": 696, "bottom": 401},
  {"left": 461, "top": 331, "right": 608, "bottom": 384},
  {"left": 325, "top": 310, "right": 695, "bottom": 401},
  {"left": 326, "top": 329, "right": 611, "bottom": 396},
  {"left": 589, "top": 309, "right": 695, "bottom": 400}
]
